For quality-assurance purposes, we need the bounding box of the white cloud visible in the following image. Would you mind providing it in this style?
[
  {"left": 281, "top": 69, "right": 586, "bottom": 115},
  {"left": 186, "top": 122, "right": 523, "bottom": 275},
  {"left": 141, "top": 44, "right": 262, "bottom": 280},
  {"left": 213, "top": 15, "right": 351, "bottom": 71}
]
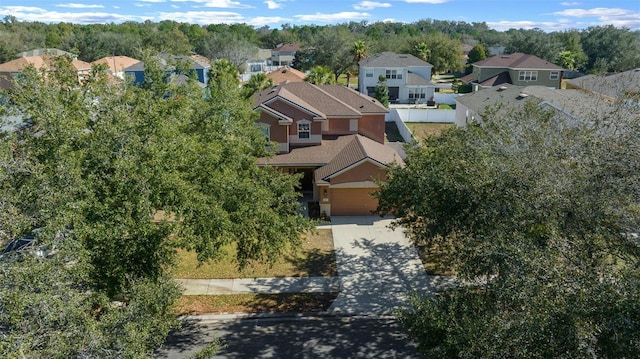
[
  {"left": 382, "top": 18, "right": 397, "bottom": 23},
  {"left": 170, "top": 0, "right": 252, "bottom": 8},
  {"left": 171, "top": 4, "right": 179, "bottom": 8},
  {"left": 552, "top": 7, "right": 640, "bottom": 29},
  {"left": 294, "top": 11, "right": 371, "bottom": 22},
  {"left": 354, "top": 1, "right": 391, "bottom": 10},
  {"left": 249, "top": 16, "right": 291, "bottom": 26},
  {"left": 56, "top": 3, "right": 105, "bottom": 8},
  {"left": 560, "top": 2, "right": 581, "bottom": 6},
  {"left": 486, "top": 20, "right": 579, "bottom": 32},
  {"left": 158, "top": 10, "right": 244, "bottom": 24},
  {"left": 138, "top": 0, "right": 166, "bottom": 2},
  {"left": 403, "top": 0, "right": 449, "bottom": 3},
  {"left": 0, "top": 6, "right": 149, "bottom": 23},
  {"left": 265, "top": 1, "right": 283, "bottom": 10}
]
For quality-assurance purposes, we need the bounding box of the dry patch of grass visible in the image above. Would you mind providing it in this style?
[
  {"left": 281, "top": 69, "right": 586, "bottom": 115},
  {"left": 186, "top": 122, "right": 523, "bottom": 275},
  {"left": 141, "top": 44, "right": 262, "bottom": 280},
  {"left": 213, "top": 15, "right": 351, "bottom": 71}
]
[
  {"left": 172, "top": 229, "right": 336, "bottom": 279},
  {"left": 406, "top": 122, "right": 453, "bottom": 140},
  {"left": 173, "top": 292, "right": 338, "bottom": 315}
]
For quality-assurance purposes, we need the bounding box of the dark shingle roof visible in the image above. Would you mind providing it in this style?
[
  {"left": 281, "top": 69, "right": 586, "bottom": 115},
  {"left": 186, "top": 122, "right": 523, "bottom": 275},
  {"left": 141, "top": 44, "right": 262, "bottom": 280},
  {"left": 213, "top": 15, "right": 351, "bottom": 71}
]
[
  {"left": 406, "top": 72, "right": 433, "bottom": 86},
  {"left": 567, "top": 69, "right": 640, "bottom": 99},
  {"left": 360, "top": 52, "right": 432, "bottom": 68},
  {"left": 472, "top": 53, "right": 563, "bottom": 70}
]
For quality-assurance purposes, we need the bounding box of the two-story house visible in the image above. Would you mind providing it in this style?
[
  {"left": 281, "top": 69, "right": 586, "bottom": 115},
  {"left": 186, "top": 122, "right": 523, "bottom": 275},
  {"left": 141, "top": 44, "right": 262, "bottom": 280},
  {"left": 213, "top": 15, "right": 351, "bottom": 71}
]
[
  {"left": 124, "top": 53, "right": 210, "bottom": 86},
  {"left": 253, "top": 81, "right": 404, "bottom": 216},
  {"left": 0, "top": 55, "right": 91, "bottom": 89},
  {"left": 358, "top": 52, "right": 436, "bottom": 104},
  {"left": 269, "top": 44, "right": 300, "bottom": 67},
  {"left": 462, "top": 52, "right": 564, "bottom": 90}
]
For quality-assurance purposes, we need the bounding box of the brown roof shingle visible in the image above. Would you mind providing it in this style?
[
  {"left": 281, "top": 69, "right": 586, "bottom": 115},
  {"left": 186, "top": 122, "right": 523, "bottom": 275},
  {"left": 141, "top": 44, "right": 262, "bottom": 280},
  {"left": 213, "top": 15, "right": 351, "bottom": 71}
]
[{"left": 473, "top": 53, "right": 563, "bottom": 70}]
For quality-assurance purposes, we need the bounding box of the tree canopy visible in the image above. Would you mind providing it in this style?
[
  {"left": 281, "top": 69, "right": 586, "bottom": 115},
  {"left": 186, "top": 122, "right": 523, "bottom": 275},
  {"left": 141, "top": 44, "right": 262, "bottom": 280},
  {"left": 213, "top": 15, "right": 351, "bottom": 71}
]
[
  {"left": 0, "top": 55, "right": 312, "bottom": 357},
  {"left": 376, "top": 99, "right": 640, "bottom": 357}
]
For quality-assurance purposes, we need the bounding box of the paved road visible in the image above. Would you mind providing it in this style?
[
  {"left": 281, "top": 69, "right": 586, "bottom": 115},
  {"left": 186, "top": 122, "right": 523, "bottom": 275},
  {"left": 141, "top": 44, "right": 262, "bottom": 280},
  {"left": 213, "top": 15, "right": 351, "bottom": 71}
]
[{"left": 156, "top": 315, "right": 422, "bottom": 359}]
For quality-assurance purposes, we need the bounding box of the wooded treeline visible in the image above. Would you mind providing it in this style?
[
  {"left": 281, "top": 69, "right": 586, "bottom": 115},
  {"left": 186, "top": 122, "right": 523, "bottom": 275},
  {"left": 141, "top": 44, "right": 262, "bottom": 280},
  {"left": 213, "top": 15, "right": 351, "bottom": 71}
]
[{"left": 1, "top": 15, "right": 640, "bottom": 75}]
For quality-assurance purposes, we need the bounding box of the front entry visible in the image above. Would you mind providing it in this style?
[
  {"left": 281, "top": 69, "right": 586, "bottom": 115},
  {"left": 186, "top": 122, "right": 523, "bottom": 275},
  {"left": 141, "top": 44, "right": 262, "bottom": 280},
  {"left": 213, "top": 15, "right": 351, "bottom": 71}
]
[{"left": 293, "top": 168, "right": 314, "bottom": 191}]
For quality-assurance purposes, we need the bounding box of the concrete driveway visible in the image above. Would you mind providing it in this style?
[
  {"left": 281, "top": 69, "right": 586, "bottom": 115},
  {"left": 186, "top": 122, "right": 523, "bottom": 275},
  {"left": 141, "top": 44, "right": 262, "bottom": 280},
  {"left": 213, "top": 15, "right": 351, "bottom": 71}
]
[{"left": 329, "top": 216, "right": 451, "bottom": 316}]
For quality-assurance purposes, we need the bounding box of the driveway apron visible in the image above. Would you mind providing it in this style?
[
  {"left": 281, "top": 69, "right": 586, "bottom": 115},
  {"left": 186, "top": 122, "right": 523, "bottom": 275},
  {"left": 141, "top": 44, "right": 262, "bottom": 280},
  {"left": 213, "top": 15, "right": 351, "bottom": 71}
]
[{"left": 329, "top": 216, "right": 441, "bottom": 316}]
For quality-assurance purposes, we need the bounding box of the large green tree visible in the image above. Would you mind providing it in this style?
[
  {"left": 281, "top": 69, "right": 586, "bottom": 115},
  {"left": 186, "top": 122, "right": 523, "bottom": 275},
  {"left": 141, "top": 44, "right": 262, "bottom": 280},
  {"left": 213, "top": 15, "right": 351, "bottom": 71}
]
[
  {"left": 408, "top": 33, "right": 463, "bottom": 74},
  {"left": 0, "top": 55, "right": 311, "bottom": 357},
  {"left": 376, "top": 101, "right": 640, "bottom": 358},
  {"left": 581, "top": 25, "right": 640, "bottom": 73}
]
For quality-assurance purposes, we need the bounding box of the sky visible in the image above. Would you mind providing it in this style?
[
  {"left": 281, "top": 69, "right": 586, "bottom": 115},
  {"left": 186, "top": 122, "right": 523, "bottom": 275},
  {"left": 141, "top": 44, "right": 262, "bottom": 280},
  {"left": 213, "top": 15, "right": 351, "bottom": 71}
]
[{"left": 1, "top": 0, "right": 640, "bottom": 32}]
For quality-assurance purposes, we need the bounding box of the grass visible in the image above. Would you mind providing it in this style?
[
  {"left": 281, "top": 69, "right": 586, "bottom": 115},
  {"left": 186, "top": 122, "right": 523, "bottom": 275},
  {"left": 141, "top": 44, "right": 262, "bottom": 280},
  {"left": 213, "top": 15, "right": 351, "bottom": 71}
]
[
  {"left": 415, "top": 243, "right": 456, "bottom": 276},
  {"left": 172, "top": 229, "right": 336, "bottom": 279},
  {"left": 406, "top": 122, "right": 454, "bottom": 140},
  {"left": 173, "top": 292, "right": 338, "bottom": 315}
]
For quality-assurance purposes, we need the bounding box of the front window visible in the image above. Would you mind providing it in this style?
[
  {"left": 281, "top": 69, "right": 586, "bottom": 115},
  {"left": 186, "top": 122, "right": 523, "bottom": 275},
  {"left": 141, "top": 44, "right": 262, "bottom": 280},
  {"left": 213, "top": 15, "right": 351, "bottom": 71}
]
[
  {"left": 365, "top": 69, "right": 373, "bottom": 78},
  {"left": 298, "top": 121, "right": 310, "bottom": 139},
  {"left": 518, "top": 71, "right": 538, "bottom": 81},
  {"left": 549, "top": 71, "right": 560, "bottom": 80},
  {"left": 385, "top": 69, "right": 402, "bottom": 79}
]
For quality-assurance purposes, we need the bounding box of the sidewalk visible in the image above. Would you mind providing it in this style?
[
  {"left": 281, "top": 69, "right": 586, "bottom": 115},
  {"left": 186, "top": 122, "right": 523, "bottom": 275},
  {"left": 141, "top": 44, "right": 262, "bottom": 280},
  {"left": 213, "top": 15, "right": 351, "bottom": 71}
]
[{"left": 176, "top": 277, "right": 339, "bottom": 295}]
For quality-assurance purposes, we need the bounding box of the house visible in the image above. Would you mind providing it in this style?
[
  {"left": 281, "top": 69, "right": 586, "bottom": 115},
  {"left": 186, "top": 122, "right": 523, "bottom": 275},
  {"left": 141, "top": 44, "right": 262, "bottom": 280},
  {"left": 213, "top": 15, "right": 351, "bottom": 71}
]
[
  {"left": 269, "top": 43, "right": 300, "bottom": 67},
  {"left": 92, "top": 56, "right": 140, "bottom": 79},
  {"left": 240, "top": 48, "right": 273, "bottom": 82},
  {"left": 124, "top": 53, "right": 210, "bottom": 86},
  {"left": 0, "top": 55, "right": 91, "bottom": 89},
  {"left": 358, "top": 52, "right": 436, "bottom": 104},
  {"left": 566, "top": 68, "right": 640, "bottom": 100},
  {"left": 454, "top": 84, "right": 617, "bottom": 127},
  {"left": 461, "top": 53, "right": 564, "bottom": 90},
  {"left": 254, "top": 81, "right": 403, "bottom": 216},
  {"left": 15, "top": 48, "right": 77, "bottom": 59},
  {"left": 266, "top": 66, "right": 307, "bottom": 84}
]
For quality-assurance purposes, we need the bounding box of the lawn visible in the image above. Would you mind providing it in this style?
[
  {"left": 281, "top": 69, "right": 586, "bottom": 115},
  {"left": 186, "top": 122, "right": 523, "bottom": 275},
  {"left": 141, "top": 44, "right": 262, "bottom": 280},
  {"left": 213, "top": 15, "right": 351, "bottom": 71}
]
[
  {"left": 406, "top": 122, "right": 454, "bottom": 140},
  {"left": 173, "top": 292, "right": 338, "bottom": 315},
  {"left": 172, "top": 229, "right": 336, "bottom": 279}
]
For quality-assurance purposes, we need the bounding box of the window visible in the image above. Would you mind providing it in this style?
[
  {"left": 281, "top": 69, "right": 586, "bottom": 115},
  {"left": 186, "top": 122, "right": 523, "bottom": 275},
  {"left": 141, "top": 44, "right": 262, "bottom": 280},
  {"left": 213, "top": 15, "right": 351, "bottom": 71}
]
[
  {"left": 385, "top": 69, "right": 402, "bottom": 79},
  {"left": 409, "top": 88, "right": 427, "bottom": 99},
  {"left": 297, "top": 121, "right": 310, "bottom": 139},
  {"left": 549, "top": 71, "right": 560, "bottom": 80},
  {"left": 349, "top": 119, "right": 358, "bottom": 132},
  {"left": 365, "top": 69, "right": 373, "bottom": 78},
  {"left": 518, "top": 71, "right": 538, "bottom": 81},
  {"left": 257, "top": 123, "right": 270, "bottom": 141}
]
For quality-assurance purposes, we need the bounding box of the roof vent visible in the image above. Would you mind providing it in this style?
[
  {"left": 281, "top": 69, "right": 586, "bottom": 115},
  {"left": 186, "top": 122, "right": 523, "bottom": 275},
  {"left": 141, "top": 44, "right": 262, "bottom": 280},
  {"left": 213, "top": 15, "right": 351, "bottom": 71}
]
[
  {"left": 517, "top": 93, "right": 529, "bottom": 99},
  {"left": 501, "top": 55, "right": 510, "bottom": 58},
  {"left": 399, "top": 55, "right": 408, "bottom": 58},
  {"left": 498, "top": 86, "right": 508, "bottom": 91}
]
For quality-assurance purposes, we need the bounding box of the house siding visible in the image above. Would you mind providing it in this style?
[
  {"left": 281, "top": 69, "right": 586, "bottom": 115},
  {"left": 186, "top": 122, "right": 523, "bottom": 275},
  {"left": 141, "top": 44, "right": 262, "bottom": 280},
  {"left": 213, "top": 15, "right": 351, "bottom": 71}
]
[
  {"left": 508, "top": 69, "right": 562, "bottom": 88},
  {"left": 331, "top": 161, "right": 387, "bottom": 184},
  {"left": 358, "top": 114, "right": 386, "bottom": 143}
]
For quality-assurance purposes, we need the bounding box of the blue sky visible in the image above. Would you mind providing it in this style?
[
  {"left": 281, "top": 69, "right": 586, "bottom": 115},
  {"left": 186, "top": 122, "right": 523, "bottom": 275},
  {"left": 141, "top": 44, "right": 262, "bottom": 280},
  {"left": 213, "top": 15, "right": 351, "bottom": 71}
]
[{"left": 1, "top": 0, "right": 639, "bottom": 31}]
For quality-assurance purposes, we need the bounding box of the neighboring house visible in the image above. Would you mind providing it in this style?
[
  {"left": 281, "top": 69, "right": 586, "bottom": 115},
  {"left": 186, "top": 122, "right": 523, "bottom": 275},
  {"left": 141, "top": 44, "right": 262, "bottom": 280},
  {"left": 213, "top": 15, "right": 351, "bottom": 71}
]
[
  {"left": 0, "top": 55, "right": 91, "bottom": 89},
  {"left": 240, "top": 48, "right": 273, "bottom": 82},
  {"left": 461, "top": 53, "right": 564, "bottom": 90},
  {"left": 358, "top": 52, "right": 436, "bottom": 104},
  {"left": 566, "top": 68, "right": 640, "bottom": 100},
  {"left": 454, "top": 84, "right": 617, "bottom": 127},
  {"left": 254, "top": 81, "right": 403, "bottom": 216},
  {"left": 266, "top": 66, "right": 307, "bottom": 84},
  {"left": 92, "top": 56, "right": 140, "bottom": 79},
  {"left": 16, "top": 48, "right": 77, "bottom": 59},
  {"left": 269, "top": 43, "right": 300, "bottom": 67},
  {"left": 124, "top": 53, "right": 210, "bottom": 86}
]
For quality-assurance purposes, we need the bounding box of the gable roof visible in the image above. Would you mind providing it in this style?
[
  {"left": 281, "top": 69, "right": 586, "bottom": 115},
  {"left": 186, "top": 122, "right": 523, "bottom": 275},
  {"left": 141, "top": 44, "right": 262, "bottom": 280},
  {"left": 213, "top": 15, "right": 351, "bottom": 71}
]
[
  {"left": 273, "top": 43, "right": 301, "bottom": 52},
  {"left": 472, "top": 53, "right": 563, "bottom": 70},
  {"left": 359, "top": 52, "right": 432, "bottom": 68},
  {"left": 406, "top": 72, "right": 434, "bottom": 86},
  {"left": 267, "top": 67, "right": 307, "bottom": 84},
  {"left": 257, "top": 134, "right": 404, "bottom": 183},
  {"left": 93, "top": 56, "right": 141, "bottom": 73},
  {"left": 253, "top": 81, "right": 387, "bottom": 120},
  {"left": 16, "top": 48, "right": 76, "bottom": 58},
  {"left": 0, "top": 56, "right": 49, "bottom": 72},
  {"left": 123, "top": 54, "right": 210, "bottom": 72}
]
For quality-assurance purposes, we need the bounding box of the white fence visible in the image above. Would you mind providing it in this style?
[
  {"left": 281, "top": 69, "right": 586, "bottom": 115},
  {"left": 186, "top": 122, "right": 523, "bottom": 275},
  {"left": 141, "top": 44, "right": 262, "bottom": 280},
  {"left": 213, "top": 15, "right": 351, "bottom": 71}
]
[
  {"left": 385, "top": 110, "right": 414, "bottom": 143},
  {"left": 434, "top": 93, "right": 461, "bottom": 105},
  {"left": 388, "top": 108, "right": 456, "bottom": 123}
]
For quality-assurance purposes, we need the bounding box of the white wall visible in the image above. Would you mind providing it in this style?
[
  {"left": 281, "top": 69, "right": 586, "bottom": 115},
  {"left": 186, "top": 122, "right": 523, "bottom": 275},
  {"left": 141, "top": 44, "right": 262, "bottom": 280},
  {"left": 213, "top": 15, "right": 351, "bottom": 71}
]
[
  {"left": 385, "top": 109, "right": 414, "bottom": 143},
  {"left": 434, "top": 93, "right": 461, "bottom": 105},
  {"left": 389, "top": 108, "right": 456, "bottom": 123}
]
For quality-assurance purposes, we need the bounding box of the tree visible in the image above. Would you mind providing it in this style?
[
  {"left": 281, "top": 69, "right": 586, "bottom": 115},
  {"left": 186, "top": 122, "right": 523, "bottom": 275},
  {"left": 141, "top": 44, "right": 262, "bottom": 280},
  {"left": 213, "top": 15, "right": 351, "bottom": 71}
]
[
  {"left": 467, "top": 43, "right": 487, "bottom": 64},
  {"left": 581, "top": 25, "right": 640, "bottom": 73},
  {"left": 374, "top": 74, "right": 389, "bottom": 108},
  {"left": 305, "top": 65, "right": 335, "bottom": 85},
  {"left": 196, "top": 31, "right": 258, "bottom": 72},
  {"left": 0, "top": 54, "right": 312, "bottom": 356},
  {"left": 241, "top": 72, "right": 273, "bottom": 99},
  {"left": 309, "top": 26, "right": 354, "bottom": 82},
  {"left": 376, "top": 100, "right": 640, "bottom": 357},
  {"left": 409, "top": 33, "right": 463, "bottom": 74},
  {"left": 504, "top": 28, "right": 562, "bottom": 63},
  {"left": 348, "top": 40, "right": 368, "bottom": 87}
]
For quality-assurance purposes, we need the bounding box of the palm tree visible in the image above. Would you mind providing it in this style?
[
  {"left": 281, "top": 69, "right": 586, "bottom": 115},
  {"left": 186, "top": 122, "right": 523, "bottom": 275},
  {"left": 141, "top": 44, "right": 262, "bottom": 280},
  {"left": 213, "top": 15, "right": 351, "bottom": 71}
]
[
  {"left": 305, "top": 66, "right": 335, "bottom": 85},
  {"left": 414, "top": 42, "right": 431, "bottom": 63},
  {"left": 349, "top": 40, "right": 368, "bottom": 88},
  {"left": 241, "top": 73, "right": 273, "bottom": 98}
]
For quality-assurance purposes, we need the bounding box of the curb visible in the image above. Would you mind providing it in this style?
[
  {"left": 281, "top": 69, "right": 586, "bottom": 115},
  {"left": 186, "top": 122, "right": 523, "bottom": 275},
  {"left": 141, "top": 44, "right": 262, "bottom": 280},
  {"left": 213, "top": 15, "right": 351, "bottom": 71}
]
[{"left": 180, "top": 311, "right": 398, "bottom": 321}]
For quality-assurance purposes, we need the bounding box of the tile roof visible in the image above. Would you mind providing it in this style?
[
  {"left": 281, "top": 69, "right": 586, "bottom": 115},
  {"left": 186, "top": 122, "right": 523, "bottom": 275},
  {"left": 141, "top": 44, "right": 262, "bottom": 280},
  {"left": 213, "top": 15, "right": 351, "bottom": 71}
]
[
  {"left": 472, "top": 53, "right": 563, "bottom": 70},
  {"left": 359, "top": 52, "right": 432, "bottom": 68},
  {"left": 92, "top": 56, "right": 141, "bottom": 73},
  {"left": 257, "top": 134, "right": 404, "bottom": 183},
  {"left": 71, "top": 58, "right": 92, "bottom": 71},
  {"left": 253, "top": 81, "right": 387, "bottom": 119},
  {"left": 266, "top": 67, "right": 307, "bottom": 84}
]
